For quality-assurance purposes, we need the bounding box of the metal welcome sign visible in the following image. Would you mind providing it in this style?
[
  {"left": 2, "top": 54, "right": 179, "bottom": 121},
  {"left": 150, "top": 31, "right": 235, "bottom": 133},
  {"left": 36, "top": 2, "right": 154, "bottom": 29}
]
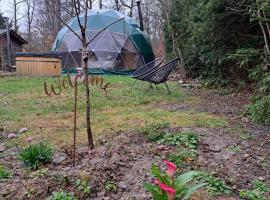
[{"left": 44, "top": 73, "right": 111, "bottom": 166}]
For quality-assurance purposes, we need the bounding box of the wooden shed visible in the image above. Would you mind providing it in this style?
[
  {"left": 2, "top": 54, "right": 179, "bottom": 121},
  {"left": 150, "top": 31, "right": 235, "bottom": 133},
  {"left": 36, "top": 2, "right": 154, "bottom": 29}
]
[
  {"left": 16, "top": 53, "right": 62, "bottom": 77},
  {"left": 0, "top": 29, "right": 28, "bottom": 71}
]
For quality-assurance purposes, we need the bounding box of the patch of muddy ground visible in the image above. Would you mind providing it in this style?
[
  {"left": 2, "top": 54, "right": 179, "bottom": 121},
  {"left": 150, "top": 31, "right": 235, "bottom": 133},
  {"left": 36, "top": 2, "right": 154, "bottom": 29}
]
[
  {"left": 177, "top": 88, "right": 270, "bottom": 190},
  {"left": 1, "top": 88, "right": 270, "bottom": 199}
]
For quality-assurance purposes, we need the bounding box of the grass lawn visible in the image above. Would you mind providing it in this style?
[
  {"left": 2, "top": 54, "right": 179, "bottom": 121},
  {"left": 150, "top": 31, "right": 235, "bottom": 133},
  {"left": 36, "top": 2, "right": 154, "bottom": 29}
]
[{"left": 0, "top": 75, "right": 228, "bottom": 147}]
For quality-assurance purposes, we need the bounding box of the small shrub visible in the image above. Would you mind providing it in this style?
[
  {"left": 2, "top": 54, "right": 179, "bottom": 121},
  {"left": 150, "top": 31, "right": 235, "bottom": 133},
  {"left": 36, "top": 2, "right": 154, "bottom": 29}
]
[
  {"left": 30, "top": 168, "right": 49, "bottom": 179},
  {"left": 182, "top": 132, "right": 198, "bottom": 149},
  {"left": 166, "top": 149, "right": 197, "bottom": 167},
  {"left": 47, "top": 191, "right": 77, "bottom": 200},
  {"left": 104, "top": 180, "right": 118, "bottom": 192},
  {"left": 227, "top": 145, "right": 242, "bottom": 153},
  {"left": 0, "top": 165, "right": 11, "bottom": 180},
  {"left": 19, "top": 142, "right": 54, "bottom": 170},
  {"left": 142, "top": 122, "right": 170, "bottom": 142},
  {"left": 159, "top": 133, "right": 184, "bottom": 146},
  {"left": 142, "top": 122, "right": 170, "bottom": 136},
  {"left": 201, "top": 174, "right": 231, "bottom": 196},
  {"left": 240, "top": 179, "right": 270, "bottom": 200},
  {"left": 159, "top": 132, "right": 198, "bottom": 148},
  {"left": 75, "top": 179, "right": 91, "bottom": 194},
  {"left": 246, "top": 95, "right": 270, "bottom": 124}
]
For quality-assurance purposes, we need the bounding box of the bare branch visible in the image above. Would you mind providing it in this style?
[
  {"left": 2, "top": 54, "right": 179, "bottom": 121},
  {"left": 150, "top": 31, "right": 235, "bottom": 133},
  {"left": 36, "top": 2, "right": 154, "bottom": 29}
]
[
  {"left": 73, "top": 0, "right": 83, "bottom": 29},
  {"left": 45, "top": 0, "right": 82, "bottom": 41}
]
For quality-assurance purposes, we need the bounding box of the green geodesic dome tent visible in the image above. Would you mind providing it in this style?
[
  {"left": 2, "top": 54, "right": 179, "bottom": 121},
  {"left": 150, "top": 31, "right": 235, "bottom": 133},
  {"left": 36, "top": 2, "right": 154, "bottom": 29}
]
[{"left": 52, "top": 9, "right": 154, "bottom": 74}]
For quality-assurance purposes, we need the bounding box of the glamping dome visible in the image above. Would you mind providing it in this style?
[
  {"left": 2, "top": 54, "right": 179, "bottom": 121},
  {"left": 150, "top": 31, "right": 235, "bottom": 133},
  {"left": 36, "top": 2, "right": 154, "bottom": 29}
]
[{"left": 52, "top": 9, "right": 154, "bottom": 73}]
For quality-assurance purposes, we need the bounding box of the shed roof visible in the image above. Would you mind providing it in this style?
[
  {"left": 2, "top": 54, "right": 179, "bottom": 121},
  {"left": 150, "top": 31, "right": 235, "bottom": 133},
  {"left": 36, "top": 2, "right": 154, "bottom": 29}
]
[{"left": 0, "top": 29, "right": 28, "bottom": 44}]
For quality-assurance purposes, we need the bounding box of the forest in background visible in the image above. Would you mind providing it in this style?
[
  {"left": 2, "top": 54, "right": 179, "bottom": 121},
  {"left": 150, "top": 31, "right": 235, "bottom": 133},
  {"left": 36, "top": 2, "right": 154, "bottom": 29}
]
[
  {"left": 0, "top": 0, "right": 270, "bottom": 124},
  {"left": 164, "top": 0, "right": 270, "bottom": 124}
]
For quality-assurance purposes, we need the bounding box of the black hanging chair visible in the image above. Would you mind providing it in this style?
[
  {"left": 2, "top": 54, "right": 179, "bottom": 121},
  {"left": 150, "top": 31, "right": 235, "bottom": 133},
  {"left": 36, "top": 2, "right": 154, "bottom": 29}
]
[
  {"left": 131, "top": 58, "right": 164, "bottom": 80},
  {"left": 131, "top": 58, "right": 179, "bottom": 94}
]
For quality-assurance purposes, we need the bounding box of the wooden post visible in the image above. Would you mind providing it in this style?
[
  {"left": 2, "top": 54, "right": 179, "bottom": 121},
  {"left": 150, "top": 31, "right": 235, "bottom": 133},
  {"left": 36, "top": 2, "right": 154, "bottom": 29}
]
[{"left": 6, "top": 20, "right": 12, "bottom": 68}]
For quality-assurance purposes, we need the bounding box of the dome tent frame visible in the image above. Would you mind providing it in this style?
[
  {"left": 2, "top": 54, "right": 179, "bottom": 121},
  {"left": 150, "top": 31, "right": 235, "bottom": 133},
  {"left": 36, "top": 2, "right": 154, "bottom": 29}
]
[{"left": 52, "top": 9, "right": 154, "bottom": 74}]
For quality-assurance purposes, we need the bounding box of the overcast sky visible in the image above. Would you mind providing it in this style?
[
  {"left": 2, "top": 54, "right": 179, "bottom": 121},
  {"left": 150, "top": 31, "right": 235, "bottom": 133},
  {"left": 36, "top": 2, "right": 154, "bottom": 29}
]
[{"left": 0, "top": 0, "right": 13, "bottom": 17}]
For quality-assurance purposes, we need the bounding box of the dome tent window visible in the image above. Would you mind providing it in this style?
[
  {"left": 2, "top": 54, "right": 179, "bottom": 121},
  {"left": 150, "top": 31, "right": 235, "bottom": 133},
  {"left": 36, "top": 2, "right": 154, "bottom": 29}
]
[{"left": 52, "top": 9, "right": 154, "bottom": 74}]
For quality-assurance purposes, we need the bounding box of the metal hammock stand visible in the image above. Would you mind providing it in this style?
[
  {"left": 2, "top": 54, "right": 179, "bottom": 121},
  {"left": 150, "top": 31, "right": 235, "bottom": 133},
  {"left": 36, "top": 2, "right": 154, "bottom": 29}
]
[{"left": 131, "top": 57, "right": 179, "bottom": 94}]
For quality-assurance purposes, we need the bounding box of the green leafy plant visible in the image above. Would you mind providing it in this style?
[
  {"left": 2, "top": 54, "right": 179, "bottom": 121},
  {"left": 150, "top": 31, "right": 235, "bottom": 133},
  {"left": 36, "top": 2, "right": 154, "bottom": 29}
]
[
  {"left": 47, "top": 191, "right": 77, "bottom": 200},
  {"left": 166, "top": 149, "right": 197, "bottom": 167},
  {"left": 142, "top": 122, "right": 170, "bottom": 135},
  {"left": 246, "top": 95, "right": 270, "bottom": 124},
  {"left": 75, "top": 179, "right": 91, "bottom": 194},
  {"left": 201, "top": 174, "right": 231, "bottom": 196},
  {"left": 159, "top": 132, "right": 198, "bottom": 149},
  {"left": 19, "top": 142, "right": 54, "bottom": 170},
  {"left": 142, "top": 122, "right": 170, "bottom": 142},
  {"left": 30, "top": 168, "right": 49, "bottom": 180},
  {"left": 0, "top": 165, "right": 11, "bottom": 180},
  {"left": 240, "top": 179, "right": 270, "bottom": 200},
  {"left": 145, "top": 160, "right": 206, "bottom": 200},
  {"left": 227, "top": 145, "right": 242, "bottom": 153},
  {"left": 104, "top": 180, "right": 118, "bottom": 192}
]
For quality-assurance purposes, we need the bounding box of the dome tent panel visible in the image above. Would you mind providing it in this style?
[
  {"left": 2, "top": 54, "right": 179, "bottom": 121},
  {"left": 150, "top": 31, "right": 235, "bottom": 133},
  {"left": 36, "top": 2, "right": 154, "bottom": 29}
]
[
  {"left": 86, "top": 30, "right": 105, "bottom": 50},
  {"left": 52, "top": 9, "right": 155, "bottom": 73},
  {"left": 62, "top": 52, "right": 81, "bottom": 68},
  {"left": 110, "top": 33, "right": 128, "bottom": 50},
  {"left": 93, "top": 31, "right": 120, "bottom": 52},
  {"left": 120, "top": 52, "right": 138, "bottom": 69},
  {"left": 113, "top": 54, "right": 126, "bottom": 70},
  {"left": 89, "top": 51, "right": 119, "bottom": 69},
  {"left": 121, "top": 38, "right": 138, "bottom": 53}
]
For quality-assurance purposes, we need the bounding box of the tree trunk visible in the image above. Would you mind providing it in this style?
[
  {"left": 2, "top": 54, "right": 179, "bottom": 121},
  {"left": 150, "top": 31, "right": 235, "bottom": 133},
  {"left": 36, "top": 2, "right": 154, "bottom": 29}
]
[
  {"left": 81, "top": 28, "right": 94, "bottom": 149},
  {"left": 256, "top": 0, "right": 270, "bottom": 55}
]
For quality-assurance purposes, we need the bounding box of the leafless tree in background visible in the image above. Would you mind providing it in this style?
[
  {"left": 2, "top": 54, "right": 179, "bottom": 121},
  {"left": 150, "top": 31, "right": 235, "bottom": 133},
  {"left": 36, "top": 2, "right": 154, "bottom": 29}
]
[
  {"left": 16, "top": 0, "right": 165, "bottom": 55},
  {"left": 13, "top": 0, "right": 24, "bottom": 32},
  {"left": 23, "top": 0, "right": 36, "bottom": 51}
]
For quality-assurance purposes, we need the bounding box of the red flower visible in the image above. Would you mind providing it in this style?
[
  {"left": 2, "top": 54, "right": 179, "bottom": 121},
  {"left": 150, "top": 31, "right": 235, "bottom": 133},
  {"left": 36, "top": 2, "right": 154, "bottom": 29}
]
[
  {"left": 154, "top": 180, "right": 176, "bottom": 200},
  {"left": 153, "top": 179, "right": 161, "bottom": 185},
  {"left": 163, "top": 160, "right": 177, "bottom": 178}
]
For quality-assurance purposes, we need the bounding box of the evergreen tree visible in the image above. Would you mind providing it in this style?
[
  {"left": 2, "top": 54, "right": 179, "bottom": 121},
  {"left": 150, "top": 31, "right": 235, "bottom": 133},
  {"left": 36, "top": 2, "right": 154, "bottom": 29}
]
[{"left": 0, "top": 12, "right": 8, "bottom": 29}]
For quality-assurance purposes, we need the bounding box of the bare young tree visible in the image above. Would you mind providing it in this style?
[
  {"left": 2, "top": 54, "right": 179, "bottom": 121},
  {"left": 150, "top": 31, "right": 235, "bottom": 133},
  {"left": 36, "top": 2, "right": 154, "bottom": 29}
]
[
  {"left": 45, "top": 0, "right": 94, "bottom": 149},
  {"left": 120, "top": 0, "right": 136, "bottom": 17},
  {"left": 44, "top": 0, "right": 124, "bottom": 149}
]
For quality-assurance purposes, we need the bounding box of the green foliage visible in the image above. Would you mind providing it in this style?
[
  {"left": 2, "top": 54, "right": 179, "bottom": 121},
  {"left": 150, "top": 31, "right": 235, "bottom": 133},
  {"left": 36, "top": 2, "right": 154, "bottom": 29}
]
[
  {"left": 47, "top": 191, "right": 77, "bottom": 200},
  {"left": 227, "top": 145, "right": 242, "bottom": 153},
  {"left": 240, "top": 179, "right": 270, "bottom": 200},
  {"left": 30, "top": 168, "right": 49, "bottom": 180},
  {"left": 145, "top": 163, "right": 206, "bottom": 200},
  {"left": 201, "top": 174, "right": 231, "bottom": 196},
  {"left": 142, "top": 122, "right": 170, "bottom": 142},
  {"left": 158, "top": 132, "right": 198, "bottom": 149},
  {"left": 75, "top": 179, "right": 91, "bottom": 194},
  {"left": 19, "top": 142, "right": 54, "bottom": 170},
  {"left": 0, "top": 12, "right": 9, "bottom": 29},
  {"left": 165, "top": 0, "right": 269, "bottom": 87},
  {"left": 246, "top": 95, "right": 270, "bottom": 124},
  {"left": 166, "top": 149, "right": 197, "bottom": 168},
  {"left": 104, "top": 181, "right": 118, "bottom": 192},
  {"left": 0, "top": 165, "right": 11, "bottom": 180}
]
